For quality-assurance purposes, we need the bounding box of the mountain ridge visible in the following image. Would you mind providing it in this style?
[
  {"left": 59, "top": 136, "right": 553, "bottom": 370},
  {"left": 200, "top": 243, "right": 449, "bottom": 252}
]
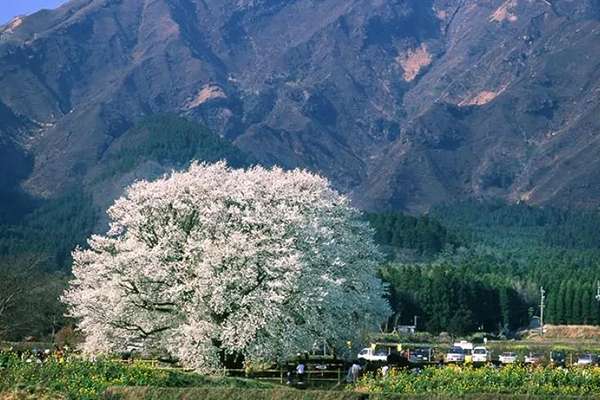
[{"left": 1, "top": 0, "right": 600, "bottom": 212}]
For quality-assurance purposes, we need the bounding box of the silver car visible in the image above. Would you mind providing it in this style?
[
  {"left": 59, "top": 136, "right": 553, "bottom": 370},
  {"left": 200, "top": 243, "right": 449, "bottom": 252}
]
[
  {"left": 445, "top": 347, "right": 465, "bottom": 363},
  {"left": 577, "top": 353, "right": 597, "bottom": 367},
  {"left": 499, "top": 352, "right": 518, "bottom": 365}
]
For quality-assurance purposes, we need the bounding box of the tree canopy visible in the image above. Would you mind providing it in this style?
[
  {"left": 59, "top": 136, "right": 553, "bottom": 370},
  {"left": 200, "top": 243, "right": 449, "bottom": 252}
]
[{"left": 63, "top": 162, "right": 390, "bottom": 371}]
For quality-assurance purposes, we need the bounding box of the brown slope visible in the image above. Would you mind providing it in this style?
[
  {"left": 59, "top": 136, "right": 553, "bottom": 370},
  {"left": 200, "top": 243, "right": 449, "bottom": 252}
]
[{"left": 354, "top": 0, "right": 600, "bottom": 211}]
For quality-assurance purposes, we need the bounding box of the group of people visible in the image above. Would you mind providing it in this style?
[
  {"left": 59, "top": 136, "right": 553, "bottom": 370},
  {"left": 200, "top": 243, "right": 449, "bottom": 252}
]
[
  {"left": 0, "top": 346, "right": 71, "bottom": 365},
  {"left": 347, "top": 360, "right": 392, "bottom": 382}
]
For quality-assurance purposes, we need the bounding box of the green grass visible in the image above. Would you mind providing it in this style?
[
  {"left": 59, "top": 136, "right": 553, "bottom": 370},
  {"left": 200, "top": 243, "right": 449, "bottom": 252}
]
[
  {"left": 0, "top": 353, "right": 273, "bottom": 400},
  {"left": 103, "top": 387, "right": 600, "bottom": 400},
  {"left": 358, "top": 365, "right": 600, "bottom": 397},
  {"left": 104, "top": 387, "right": 358, "bottom": 400}
]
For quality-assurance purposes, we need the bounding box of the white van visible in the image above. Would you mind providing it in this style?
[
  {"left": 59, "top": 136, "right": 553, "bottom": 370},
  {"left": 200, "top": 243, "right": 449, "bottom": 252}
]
[{"left": 472, "top": 346, "right": 490, "bottom": 363}]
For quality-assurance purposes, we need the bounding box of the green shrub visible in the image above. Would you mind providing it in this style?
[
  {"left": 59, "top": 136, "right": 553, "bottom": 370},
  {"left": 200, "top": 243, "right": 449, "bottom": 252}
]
[
  {"left": 0, "top": 353, "right": 272, "bottom": 400},
  {"left": 357, "top": 365, "right": 600, "bottom": 397}
]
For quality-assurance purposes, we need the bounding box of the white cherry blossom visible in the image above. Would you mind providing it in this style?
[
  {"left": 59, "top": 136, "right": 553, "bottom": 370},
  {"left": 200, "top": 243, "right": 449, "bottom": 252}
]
[{"left": 63, "top": 162, "right": 390, "bottom": 372}]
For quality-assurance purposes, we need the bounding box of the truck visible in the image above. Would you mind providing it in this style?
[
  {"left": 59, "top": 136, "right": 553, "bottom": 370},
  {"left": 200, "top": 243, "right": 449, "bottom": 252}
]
[
  {"left": 357, "top": 342, "right": 402, "bottom": 362},
  {"left": 499, "top": 352, "right": 518, "bottom": 365}
]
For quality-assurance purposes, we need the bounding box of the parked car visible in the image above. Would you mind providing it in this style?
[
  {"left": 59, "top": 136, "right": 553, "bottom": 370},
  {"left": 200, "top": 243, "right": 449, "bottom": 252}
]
[
  {"left": 577, "top": 353, "right": 597, "bottom": 367},
  {"left": 409, "top": 347, "right": 432, "bottom": 364},
  {"left": 454, "top": 341, "right": 474, "bottom": 364},
  {"left": 472, "top": 347, "right": 490, "bottom": 363},
  {"left": 446, "top": 347, "right": 466, "bottom": 363},
  {"left": 550, "top": 351, "right": 566, "bottom": 367},
  {"left": 499, "top": 352, "right": 518, "bottom": 365},
  {"left": 524, "top": 353, "right": 543, "bottom": 366}
]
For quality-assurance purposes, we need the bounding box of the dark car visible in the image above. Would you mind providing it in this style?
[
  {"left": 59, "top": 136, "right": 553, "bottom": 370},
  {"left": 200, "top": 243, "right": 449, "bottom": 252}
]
[
  {"left": 409, "top": 347, "right": 432, "bottom": 364},
  {"left": 550, "top": 351, "right": 566, "bottom": 367},
  {"left": 386, "top": 351, "right": 410, "bottom": 368}
]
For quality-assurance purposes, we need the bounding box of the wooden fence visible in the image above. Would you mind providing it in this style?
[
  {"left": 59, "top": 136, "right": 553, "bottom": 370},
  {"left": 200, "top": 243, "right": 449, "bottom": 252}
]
[{"left": 112, "top": 359, "right": 346, "bottom": 385}]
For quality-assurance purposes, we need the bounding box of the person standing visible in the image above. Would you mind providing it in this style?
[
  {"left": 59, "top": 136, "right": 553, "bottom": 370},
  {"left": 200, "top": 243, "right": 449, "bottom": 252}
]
[
  {"left": 286, "top": 365, "right": 294, "bottom": 385},
  {"left": 296, "top": 361, "right": 306, "bottom": 384},
  {"left": 381, "top": 364, "right": 390, "bottom": 377},
  {"left": 346, "top": 360, "right": 362, "bottom": 383}
]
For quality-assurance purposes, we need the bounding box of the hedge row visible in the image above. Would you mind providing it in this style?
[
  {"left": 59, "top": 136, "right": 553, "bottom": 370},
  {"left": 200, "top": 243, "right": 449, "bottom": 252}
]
[{"left": 103, "top": 388, "right": 600, "bottom": 400}]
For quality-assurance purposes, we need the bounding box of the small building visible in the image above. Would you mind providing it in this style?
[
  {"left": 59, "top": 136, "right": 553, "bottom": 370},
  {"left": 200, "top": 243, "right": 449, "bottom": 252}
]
[{"left": 396, "top": 325, "right": 416, "bottom": 335}]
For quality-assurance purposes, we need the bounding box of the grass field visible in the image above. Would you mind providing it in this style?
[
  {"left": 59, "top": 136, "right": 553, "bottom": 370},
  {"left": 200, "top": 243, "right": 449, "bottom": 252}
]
[
  {"left": 358, "top": 365, "right": 600, "bottom": 397},
  {"left": 6, "top": 355, "right": 600, "bottom": 400},
  {"left": 6, "top": 342, "right": 600, "bottom": 400},
  {"left": 104, "top": 387, "right": 600, "bottom": 400},
  {"left": 4, "top": 387, "right": 600, "bottom": 400},
  {"left": 0, "top": 353, "right": 274, "bottom": 400}
]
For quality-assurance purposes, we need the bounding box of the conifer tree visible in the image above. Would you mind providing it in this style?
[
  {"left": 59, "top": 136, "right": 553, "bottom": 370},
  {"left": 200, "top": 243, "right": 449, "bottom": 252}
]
[
  {"left": 546, "top": 284, "right": 558, "bottom": 324},
  {"left": 556, "top": 282, "right": 567, "bottom": 324},
  {"left": 564, "top": 280, "right": 575, "bottom": 323},
  {"left": 580, "top": 283, "right": 591, "bottom": 325},
  {"left": 572, "top": 281, "right": 583, "bottom": 324}
]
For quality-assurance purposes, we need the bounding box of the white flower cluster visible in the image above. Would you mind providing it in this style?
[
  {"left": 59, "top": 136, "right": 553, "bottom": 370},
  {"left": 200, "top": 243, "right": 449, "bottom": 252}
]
[{"left": 63, "top": 162, "right": 390, "bottom": 372}]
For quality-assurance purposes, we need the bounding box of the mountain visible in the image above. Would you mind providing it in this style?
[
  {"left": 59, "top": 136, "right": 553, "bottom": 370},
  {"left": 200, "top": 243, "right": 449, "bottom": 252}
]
[
  {"left": 0, "top": 114, "right": 251, "bottom": 270},
  {"left": 1, "top": 0, "right": 600, "bottom": 213}
]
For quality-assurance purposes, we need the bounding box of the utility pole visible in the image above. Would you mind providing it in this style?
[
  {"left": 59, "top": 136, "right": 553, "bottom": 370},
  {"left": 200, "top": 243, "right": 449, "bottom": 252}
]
[{"left": 540, "top": 287, "right": 545, "bottom": 337}]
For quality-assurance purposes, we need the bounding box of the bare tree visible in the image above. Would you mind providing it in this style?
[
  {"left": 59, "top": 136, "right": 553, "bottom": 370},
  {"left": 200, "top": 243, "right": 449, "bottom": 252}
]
[{"left": 0, "top": 254, "right": 60, "bottom": 340}]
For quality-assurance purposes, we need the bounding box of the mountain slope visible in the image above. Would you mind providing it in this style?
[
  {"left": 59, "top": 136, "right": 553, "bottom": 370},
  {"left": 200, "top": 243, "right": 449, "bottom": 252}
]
[
  {"left": 0, "top": 114, "right": 252, "bottom": 270},
  {"left": 1, "top": 0, "right": 600, "bottom": 212}
]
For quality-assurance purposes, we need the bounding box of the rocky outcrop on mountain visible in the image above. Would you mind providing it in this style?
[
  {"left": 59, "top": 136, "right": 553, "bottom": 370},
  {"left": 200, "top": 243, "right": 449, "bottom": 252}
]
[{"left": 1, "top": 0, "right": 600, "bottom": 212}]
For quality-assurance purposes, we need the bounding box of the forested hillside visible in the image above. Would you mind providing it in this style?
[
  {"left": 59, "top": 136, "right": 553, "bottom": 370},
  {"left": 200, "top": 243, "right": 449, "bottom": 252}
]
[
  {"left": 0, "top": 115, "right": 251, "bottom": 341},
  {"left": 366, "top": 213, "right": 461, "bottom": 257},
  {"left": 2, "top": 139, "right": 600, "bottom": 340},
  {"left": 377, "top": 203, "right": 600, "bottom": 335},
  {"left": 433, "top": 201, "right": 600, "bottom": 250}
]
